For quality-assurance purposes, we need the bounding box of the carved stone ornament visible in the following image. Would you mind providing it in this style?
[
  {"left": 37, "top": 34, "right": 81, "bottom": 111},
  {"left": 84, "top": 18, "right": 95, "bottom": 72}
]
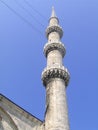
[
  {"left": 44, "top": 42, "right": 66, "bottom": 57},
  {"left": 46, "top": 25, "right": 63, "bottom": 38},
  {"left": 42, "top": 67, "right": 70, "bottom": 86},
  {"left": 0, "top": 115, "right": 2, "bottom": 121}
]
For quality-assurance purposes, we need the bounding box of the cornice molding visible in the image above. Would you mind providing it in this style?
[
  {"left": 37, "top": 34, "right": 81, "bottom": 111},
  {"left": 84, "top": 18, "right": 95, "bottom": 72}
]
[
  {"left": 44, "top": 42, "right": 66, "bottom": 57},
  {"left": 46, "top": 25, "right": 63, "bottom": 38},
  {"left": 42, "top": 67, "right": 70, "bottom": 86}
]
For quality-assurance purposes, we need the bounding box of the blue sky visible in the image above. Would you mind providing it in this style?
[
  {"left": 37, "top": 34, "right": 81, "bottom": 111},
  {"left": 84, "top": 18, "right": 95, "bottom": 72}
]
[{"left": 0, "top": 0, "right": 98, "bottom": 130}]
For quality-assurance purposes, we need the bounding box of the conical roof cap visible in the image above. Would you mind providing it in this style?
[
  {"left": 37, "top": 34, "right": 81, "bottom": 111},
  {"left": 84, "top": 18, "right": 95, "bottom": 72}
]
[{"left": 51, "top": 6, "right": 57, "bottom": 18}]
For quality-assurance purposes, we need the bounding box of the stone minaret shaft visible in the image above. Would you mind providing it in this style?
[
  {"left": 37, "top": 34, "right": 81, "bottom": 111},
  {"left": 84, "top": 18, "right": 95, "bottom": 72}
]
[{"left": 42, "top": 7, "right": 70, "bottom": 130}]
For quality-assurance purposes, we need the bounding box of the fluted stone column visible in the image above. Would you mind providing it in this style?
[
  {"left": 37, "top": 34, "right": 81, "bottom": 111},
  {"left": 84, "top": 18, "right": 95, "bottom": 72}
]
[{"left": 42, "top": 7, "right": 70, "bottom": 130}]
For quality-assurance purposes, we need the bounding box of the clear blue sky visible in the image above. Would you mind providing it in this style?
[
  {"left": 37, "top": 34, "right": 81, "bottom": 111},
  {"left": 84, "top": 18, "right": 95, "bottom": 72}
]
[{"left": 0, "top": 0, "right": 98, "bottom": 130}]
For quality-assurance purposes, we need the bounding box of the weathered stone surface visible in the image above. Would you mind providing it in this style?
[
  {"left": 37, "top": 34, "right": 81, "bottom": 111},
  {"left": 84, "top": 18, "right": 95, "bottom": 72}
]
[
  {"left": 0, "top": 94, "right": 43, "bottom": 130},
  {"left": 45, "top": 78, "right": 70, "bottom": 130}
]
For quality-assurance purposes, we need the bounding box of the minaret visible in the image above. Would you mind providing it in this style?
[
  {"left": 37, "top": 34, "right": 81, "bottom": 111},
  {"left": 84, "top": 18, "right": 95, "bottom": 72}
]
[{"left": 42, "top": 7, "right": 70, "bottom": 130}]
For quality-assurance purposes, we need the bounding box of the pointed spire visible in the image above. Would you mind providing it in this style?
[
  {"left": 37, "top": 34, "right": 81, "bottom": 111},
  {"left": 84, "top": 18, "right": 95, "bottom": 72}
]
[{"left": 51, "top": 6, "right": 57, "bottom": 18}]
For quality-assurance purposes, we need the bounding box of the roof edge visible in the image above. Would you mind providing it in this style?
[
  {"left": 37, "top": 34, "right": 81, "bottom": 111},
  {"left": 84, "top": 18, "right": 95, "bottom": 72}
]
[{"left": 0, "top": 93, "right": 43, "bottom": 124}]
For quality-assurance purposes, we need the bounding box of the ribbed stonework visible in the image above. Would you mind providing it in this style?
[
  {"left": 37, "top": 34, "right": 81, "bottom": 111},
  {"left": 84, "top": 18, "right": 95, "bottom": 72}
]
[{"left": 42, "top": 7, "right": 70, "bottom": 130}]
